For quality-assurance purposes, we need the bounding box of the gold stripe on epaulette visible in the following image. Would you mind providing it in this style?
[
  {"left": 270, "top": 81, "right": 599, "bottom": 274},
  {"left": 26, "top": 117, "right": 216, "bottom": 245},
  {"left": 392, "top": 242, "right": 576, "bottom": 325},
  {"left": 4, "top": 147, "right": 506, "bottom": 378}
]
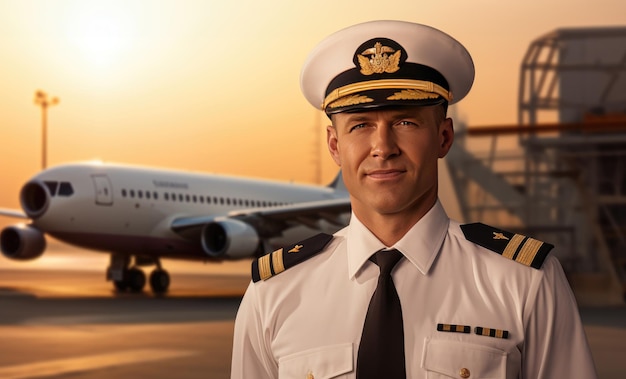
[
  {"left": 259, "top": 254, "right": 272, "bottom": 281},
  {"left": 516, "top": 237, "right": 543, "bottom": 266},
  {"left": 503, "top": 234, "right": 524, "bottom": 259},
  {"left": 272, "top": 248, "right": 285, "bottom": 275}
]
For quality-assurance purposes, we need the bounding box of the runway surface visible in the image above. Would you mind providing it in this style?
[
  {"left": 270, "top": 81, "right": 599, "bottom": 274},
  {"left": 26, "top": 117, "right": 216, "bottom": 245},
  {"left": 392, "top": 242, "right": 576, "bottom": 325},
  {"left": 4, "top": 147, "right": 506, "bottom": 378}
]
[
  {"left": 0, "top": 243, "right": 250, "bottom": 379},
  {"left": 1, "top": 245, "right": 625, "bottom": 378}
]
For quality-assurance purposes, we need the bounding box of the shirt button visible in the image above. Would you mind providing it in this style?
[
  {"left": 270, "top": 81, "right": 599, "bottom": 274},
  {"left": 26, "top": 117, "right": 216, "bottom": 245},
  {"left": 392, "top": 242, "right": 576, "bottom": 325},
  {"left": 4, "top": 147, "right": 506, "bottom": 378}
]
[{"left": 459, "top": 367, "right": 471, "bottom": 378}]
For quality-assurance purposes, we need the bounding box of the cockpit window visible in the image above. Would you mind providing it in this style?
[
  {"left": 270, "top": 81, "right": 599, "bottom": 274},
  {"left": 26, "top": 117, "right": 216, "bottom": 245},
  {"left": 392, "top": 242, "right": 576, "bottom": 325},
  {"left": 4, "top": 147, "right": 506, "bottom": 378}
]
[
  {"left": 44, "top": 181, "right": 58, "bottom": 196},
  {"left": 58, "top": 182, "right": 74, "bottom": 196}
]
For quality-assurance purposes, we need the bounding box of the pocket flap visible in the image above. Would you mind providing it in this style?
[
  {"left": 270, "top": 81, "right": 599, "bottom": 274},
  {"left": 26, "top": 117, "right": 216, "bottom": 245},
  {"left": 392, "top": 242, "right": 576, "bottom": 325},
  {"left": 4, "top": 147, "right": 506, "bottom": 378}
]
[
  {"left": 279, "top": 343, "right": 353, "bottom": 379},
  {"left": 422, "top": 338, "right": 506, "bottom": 378}
]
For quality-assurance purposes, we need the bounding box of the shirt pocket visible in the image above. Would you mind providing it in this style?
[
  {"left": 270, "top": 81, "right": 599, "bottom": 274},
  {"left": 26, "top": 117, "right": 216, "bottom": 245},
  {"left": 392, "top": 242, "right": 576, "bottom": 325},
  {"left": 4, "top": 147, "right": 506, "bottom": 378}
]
[
  {"left": 278, "top": 343, "right": 353, "bottom": 379},
  {"left": 421, "top": 338, "right": 507, "bottom": 379}
]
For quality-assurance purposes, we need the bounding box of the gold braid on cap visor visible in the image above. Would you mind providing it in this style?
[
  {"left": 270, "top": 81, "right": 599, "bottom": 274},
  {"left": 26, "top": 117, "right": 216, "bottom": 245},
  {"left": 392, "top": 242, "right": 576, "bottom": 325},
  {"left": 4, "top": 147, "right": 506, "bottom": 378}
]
[{"left": 322, "top": 79, "right": 452, "bottom": 110}]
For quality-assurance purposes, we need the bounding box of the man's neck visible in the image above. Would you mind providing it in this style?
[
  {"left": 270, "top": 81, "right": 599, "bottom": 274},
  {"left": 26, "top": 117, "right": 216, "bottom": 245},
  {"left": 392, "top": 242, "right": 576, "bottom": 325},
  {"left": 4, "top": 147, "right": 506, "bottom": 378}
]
[{"left": 352, "top": 198, "right": 437, "bottom": 247}]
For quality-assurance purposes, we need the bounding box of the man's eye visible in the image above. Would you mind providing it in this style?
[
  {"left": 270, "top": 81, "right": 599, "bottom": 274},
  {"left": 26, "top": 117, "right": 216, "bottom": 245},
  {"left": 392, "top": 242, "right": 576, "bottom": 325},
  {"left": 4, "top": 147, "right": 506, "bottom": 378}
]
[{"left": 349, "top": 124, "right": 366, "bottom": 132}]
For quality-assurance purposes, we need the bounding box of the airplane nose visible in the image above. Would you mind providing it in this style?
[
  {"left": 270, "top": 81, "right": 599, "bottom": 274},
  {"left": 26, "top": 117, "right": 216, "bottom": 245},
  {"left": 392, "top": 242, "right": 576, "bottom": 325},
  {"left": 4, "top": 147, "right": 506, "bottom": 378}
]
[{"left": 20, "top": 181, "right": 50, "bottom": 219}]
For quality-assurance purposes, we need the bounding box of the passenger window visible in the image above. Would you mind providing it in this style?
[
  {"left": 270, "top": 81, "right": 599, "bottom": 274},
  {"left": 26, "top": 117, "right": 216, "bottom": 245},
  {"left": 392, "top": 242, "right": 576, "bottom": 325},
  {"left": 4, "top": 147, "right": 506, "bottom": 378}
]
[
  {"left": 44, "top": 181, "right": 59, "bottom": 196},
  {"left": 59, "top": 182, "right": 71, "bottom": 196},
  {"left": 164, "top": 193, "right": 169, "bottom": 200},
  {"left": 122, "top": 189, "right": 127, "bottom": 197}
]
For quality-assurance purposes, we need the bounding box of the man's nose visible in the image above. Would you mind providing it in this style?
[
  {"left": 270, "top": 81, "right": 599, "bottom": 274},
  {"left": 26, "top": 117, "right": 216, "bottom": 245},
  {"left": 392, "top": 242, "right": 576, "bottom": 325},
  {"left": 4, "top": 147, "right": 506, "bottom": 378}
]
[{"left": 371, "top": 126, "right": 400, "bottom": 159}]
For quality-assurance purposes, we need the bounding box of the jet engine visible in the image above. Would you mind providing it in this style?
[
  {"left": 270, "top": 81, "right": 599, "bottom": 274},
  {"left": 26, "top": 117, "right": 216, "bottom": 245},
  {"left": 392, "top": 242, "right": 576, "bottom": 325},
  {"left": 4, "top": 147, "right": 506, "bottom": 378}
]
[
  {"left": 0, "top": 224, "right": 46, "bottom": 260},
  {"left": 20, "top": 180, "right": 50, "bottom": 219},
  {"left": 201, "top": 219, "right": 260, "bottom": 259}
]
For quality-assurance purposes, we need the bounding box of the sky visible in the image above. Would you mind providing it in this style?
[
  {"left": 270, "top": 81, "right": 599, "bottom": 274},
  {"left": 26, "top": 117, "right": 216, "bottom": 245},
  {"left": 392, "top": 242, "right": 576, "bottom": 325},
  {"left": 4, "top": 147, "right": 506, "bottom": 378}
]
[{"left": 0, "top": 0, "right": 625, "bottom": 213}]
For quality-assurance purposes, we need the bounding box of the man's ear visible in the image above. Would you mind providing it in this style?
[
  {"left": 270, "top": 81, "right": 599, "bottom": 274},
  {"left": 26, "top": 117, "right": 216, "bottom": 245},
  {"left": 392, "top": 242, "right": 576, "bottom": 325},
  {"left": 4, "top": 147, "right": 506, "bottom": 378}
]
[
  {"left": 438, "top": 117, "right": 454, "bottom": 158},
  {"left": 327, "top": 125, "right": 341, "bottom": 166}
]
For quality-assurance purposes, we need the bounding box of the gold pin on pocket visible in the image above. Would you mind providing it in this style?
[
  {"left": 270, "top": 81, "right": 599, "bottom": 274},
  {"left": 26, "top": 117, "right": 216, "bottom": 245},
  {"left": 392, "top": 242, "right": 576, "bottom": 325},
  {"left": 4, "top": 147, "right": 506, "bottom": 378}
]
[
  {"left": 436, "top": 323, "right": 471, "bottom": 334},
  {"left": 474, "top": 326, "right": 509, "bottom": 339}
]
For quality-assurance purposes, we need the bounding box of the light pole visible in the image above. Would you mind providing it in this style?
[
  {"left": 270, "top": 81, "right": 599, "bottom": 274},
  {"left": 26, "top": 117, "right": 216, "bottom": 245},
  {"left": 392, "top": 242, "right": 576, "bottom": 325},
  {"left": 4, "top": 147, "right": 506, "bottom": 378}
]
[{"left": 34, "top": 90, "right": 59, "bottom": 170}]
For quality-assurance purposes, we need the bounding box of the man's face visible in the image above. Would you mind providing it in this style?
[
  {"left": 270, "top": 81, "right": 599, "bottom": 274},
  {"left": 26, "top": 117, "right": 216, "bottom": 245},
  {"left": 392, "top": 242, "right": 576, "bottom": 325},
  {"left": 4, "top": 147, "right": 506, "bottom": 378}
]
[{"left": 327, "top": 105, "right": 454, "bottom": 222}]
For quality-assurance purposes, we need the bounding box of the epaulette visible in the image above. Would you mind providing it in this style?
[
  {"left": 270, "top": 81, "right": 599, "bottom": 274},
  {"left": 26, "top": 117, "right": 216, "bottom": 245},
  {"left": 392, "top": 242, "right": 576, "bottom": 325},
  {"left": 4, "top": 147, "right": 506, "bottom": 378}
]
[
  {"left": 252, "top": 233, "right": 334, "bottom": 282},
  {"left": 460, "top": 223, "right": 553, "bottom": 269}
]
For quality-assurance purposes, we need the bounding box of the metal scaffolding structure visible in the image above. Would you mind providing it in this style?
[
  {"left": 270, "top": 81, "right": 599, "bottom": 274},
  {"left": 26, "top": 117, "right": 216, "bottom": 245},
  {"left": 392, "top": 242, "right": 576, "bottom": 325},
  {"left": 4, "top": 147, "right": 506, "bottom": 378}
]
[{"left": 446, "top": 26, "right": 626, "bottom": 301}]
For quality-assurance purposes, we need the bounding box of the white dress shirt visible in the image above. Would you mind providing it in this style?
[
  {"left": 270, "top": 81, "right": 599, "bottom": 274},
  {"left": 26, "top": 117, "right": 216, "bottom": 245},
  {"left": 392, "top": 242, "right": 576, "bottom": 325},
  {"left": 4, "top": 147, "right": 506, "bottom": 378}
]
[{"left": 231, "top": 200, "right": 597, "bottom": 378}]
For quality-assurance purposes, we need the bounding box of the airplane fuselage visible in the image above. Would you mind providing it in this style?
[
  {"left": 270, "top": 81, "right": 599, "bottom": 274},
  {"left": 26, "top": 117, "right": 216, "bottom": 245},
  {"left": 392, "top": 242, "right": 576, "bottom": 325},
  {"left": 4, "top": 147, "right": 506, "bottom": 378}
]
[
  {"left": 0, "top": 162, "right": 350, "bottom": 293},
  {"left": 27, "top": 162, "right": 346, "bottom": 260}
]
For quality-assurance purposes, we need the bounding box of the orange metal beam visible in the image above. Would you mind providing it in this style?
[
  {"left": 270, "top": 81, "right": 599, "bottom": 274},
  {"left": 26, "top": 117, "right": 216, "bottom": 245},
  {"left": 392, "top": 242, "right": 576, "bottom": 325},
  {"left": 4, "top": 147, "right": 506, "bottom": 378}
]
[{"left": 468, "top": 119, "right": 626, "bottom": 136}]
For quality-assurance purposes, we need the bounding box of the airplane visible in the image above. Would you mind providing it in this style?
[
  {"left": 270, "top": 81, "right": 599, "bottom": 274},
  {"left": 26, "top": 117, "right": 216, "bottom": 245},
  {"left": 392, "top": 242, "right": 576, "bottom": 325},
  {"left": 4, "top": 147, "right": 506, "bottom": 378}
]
[{"left": 0, "top": 161, "right": 351, "bottom": 294}]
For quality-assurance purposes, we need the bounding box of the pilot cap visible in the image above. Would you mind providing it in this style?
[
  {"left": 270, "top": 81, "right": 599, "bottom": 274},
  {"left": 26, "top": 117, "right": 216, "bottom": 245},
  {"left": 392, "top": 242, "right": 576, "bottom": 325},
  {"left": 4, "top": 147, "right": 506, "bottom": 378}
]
[{"left": 300, "top": 20, "right": 475, "bottom": 114}]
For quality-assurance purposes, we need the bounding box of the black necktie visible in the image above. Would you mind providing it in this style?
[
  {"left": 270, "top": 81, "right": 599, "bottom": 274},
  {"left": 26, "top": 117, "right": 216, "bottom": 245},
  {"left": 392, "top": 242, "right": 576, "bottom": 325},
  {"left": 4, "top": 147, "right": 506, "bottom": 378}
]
[{"left": 357, "top": 249, "right": 406, "bottom": 379}]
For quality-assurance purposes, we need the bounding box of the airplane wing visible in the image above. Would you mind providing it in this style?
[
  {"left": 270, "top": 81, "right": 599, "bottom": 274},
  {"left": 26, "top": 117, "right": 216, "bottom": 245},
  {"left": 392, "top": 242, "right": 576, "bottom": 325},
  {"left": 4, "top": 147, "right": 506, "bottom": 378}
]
[
  {"left": 170, "top": 197, "right": 351, "bottom": 238},
  {"left": 0, "top": 208, "right": 28, "bottom": 219}
]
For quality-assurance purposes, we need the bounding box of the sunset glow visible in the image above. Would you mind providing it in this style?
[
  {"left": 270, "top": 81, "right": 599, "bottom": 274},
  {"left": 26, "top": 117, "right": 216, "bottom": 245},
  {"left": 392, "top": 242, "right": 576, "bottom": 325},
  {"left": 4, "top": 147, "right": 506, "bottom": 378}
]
[
  {"left": 65, "top": 4, "right": 136, "bottom": 67},
  {"left": 0, "top": 0, "right": 624, "bottom": 215}
]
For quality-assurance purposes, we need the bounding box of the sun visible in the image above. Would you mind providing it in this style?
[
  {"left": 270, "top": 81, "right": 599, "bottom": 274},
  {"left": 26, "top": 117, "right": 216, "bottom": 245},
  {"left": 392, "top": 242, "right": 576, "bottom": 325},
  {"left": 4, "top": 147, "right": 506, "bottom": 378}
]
[{"left": 65, "top": 4, "right": 135, "bottom": 66}]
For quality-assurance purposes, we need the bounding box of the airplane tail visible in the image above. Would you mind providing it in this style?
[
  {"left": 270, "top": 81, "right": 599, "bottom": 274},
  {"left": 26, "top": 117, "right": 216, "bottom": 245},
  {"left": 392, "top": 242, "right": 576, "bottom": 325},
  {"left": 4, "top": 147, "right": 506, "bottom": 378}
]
[{"left": 327, "top": 171, "right": 347, "bottom": 193}]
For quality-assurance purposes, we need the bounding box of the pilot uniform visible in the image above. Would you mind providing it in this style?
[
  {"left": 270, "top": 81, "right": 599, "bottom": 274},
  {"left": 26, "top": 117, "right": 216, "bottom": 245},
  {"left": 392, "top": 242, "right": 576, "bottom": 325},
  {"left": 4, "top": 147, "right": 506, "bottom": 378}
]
[
  {"left": 231, "top": 201, "right": 596, "bottom": 378},
  {"left": 231, "top": 20, "right": 597, "bottom": 378}
]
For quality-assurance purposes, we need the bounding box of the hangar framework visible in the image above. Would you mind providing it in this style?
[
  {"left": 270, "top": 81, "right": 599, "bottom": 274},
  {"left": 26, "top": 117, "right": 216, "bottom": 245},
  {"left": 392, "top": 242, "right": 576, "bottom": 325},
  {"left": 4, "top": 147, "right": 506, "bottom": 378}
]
[{"left": 446, "top": 27, "right": 626, "bottom": 301}]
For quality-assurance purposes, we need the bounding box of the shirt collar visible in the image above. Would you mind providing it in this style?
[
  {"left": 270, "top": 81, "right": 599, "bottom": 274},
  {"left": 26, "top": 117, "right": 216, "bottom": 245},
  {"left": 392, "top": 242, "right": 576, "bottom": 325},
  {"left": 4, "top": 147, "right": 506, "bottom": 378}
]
[{"left": 347, "top": 200, "right": 450, "bottom": 279}]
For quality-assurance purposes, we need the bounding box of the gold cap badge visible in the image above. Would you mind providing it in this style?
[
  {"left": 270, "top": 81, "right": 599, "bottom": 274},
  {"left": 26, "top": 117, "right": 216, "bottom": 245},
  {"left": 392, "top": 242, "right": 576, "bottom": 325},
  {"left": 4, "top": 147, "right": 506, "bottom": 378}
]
[{"left": 357, "top": 42, "right": 401, "bottom": 75}]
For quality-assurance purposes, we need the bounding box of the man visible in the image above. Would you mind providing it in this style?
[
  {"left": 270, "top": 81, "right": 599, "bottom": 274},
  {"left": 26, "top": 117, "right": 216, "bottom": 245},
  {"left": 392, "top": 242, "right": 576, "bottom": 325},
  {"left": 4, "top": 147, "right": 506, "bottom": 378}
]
[{"left": 231, "top": 20, "right": 597, "bottom": 378}]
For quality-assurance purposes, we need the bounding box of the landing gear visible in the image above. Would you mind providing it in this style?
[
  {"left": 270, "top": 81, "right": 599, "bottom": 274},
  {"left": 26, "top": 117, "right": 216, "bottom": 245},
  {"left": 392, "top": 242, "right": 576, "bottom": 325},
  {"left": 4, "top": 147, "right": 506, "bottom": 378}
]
[
  {"left": 107, "top": 253, "right": 170, "bottom": 294},
  {"left": 149, "top": 269, "right": 170, "bottom": 294},
  {"left": 113, "top": 277, "right": 128, "bottom": 292},
  {"left": 111, "top": 267, "right": 146, "bottom": 292},
  {"left": 127, "top": 267, "right": 147, "bottom": 292}
]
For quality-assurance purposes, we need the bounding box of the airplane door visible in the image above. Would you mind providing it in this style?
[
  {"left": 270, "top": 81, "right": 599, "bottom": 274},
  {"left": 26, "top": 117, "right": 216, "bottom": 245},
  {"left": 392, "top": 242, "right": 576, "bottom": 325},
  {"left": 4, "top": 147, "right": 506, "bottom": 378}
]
[{"left": 92, "top": 175, "right": 113, "bottom": 206}]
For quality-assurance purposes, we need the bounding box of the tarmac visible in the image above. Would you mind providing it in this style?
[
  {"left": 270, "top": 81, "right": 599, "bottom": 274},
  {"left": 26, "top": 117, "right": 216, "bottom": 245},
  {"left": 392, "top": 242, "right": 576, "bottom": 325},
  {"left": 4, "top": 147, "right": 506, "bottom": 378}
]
[{"left": 0, "top": 246, "right": 624, "bottom": 378}]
